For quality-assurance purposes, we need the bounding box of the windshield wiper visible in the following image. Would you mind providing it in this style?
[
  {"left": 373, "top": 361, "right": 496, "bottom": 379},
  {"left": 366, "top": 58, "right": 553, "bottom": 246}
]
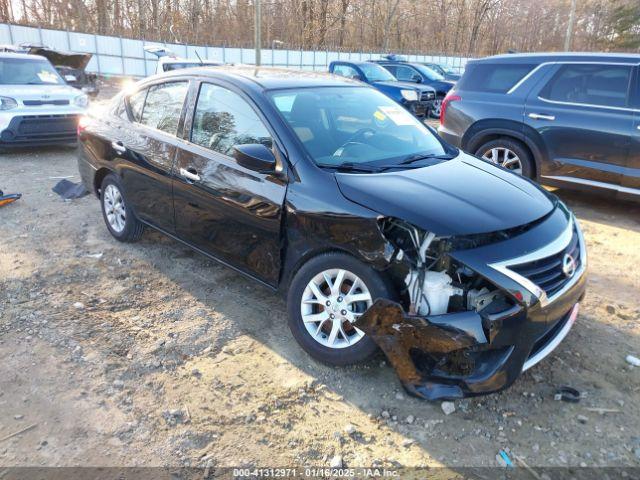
[
  {"left": 318, "top": 154, "right": 456, "bottom": 174},
  {"left": 317, "top": 162, "right": 382, "bottom": 173},
  {"left": 395, "top": 153, "right": 456, "bottom": 166}
]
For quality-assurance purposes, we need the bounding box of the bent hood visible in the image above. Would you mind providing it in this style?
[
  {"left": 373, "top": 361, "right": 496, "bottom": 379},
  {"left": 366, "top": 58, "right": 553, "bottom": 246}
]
[{"left": 335, "top": 153, "right": 555, "bottom": 236}]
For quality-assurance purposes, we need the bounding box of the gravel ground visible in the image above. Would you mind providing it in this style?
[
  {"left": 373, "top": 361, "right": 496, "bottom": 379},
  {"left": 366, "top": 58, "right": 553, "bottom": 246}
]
[{"left": 1, "top": 91, "right": 639, "bottom": 472}]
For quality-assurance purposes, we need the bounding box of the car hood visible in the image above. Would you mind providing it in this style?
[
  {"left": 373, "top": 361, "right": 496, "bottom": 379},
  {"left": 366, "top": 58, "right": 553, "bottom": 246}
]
[
  {"left": 27, "top": 47, "right": 92, "bottom": 70},
  {"left": 430, "top": 79, "right": 455, "bottom": 93},
  {"left": 6, "top": 84, "right": 82, "bottom": 101},
  {"left": 334, "top": 153, "right": 555, "bottom": 236},
  {"left": 371, "top": 80, "right": 435, "bottom": 92}
]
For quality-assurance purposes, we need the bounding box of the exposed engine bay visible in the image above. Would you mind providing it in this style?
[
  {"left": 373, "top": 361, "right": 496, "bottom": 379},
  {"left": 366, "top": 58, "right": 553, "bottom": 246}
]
[{"left": 378, "top": 217, "right": 508, "bottom": 317}]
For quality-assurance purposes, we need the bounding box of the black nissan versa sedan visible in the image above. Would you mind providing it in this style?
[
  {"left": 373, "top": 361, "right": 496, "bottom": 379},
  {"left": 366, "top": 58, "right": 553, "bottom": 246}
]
[{"left": 77, "top": 67, "right": 587, "bottom": 400}]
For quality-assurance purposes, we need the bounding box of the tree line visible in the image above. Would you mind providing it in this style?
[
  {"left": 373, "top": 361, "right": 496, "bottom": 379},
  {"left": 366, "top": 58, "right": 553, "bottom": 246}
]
[{"left": 1, "top": 0, "right": 639, "bottom": 57}]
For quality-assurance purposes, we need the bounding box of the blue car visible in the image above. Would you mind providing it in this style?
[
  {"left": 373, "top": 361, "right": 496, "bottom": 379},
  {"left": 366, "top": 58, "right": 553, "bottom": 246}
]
[
  {"left": 328, "top": 60, "right": 435, "bottom": 119},
  {"left": 375, "top": 57, "right": 456, "bottom": 118}
]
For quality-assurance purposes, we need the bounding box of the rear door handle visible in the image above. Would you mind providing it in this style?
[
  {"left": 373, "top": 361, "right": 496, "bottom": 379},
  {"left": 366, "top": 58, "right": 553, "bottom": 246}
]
[
  {"left": 180, "top": 167, "right": 201, "bottom": 182},
  {"left": 111, "top": 141, "right": 127, "bottom": 154},
  {"left": 528, "top": 113, "right": 555, "bottom": 121}
]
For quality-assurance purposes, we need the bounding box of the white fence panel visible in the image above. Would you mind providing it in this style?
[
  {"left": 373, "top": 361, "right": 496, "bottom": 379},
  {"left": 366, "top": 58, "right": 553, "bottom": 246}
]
[{"left": 0, "top": 22, "right": 470, "bottom": 77}]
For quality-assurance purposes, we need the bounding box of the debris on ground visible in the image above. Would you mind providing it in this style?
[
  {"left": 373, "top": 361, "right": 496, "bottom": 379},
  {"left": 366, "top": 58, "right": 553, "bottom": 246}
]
[
  {"left": 441, "top": 401, "right": 456, "bottom": 415},
  {"left": 554, "top": 386, "right": 581, "bottom": 403},
  {"left": 0, "top": 424, "right": 37, "bottom": 443},
  {"left": 52, "top": 179, "right": 88, "bottom": 200},
  {"left": 496, "top": 449, "right": 514, "bottom": 467},
  {"left": 626, "top": 355, "right": 640, "bottom": 367},
  {"left": 0, "top": 190, "right": 21, "bottom": 207},
  {"left": 329, "top": 454, "right": 343, "bottom": 468}
]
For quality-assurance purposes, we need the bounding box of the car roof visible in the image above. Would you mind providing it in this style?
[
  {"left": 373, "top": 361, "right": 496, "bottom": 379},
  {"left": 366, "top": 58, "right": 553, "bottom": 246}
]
[
  {"left": 473, "top": 52, "right": 640, "bottom": 65},
  {"left": 153, "top": 65, "right": 363, "bottom": 90},
  {"left": 0, "top": 52, "right": 48, "bottom": 61}
]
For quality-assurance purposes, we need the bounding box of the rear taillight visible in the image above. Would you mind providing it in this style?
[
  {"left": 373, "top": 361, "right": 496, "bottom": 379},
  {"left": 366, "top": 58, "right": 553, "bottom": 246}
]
[
  {"left": 77, "top": 115, "right": 90, "bottom": 136},
  {"left": 440, "top": 93, "right": 461, "bottom": 126}
]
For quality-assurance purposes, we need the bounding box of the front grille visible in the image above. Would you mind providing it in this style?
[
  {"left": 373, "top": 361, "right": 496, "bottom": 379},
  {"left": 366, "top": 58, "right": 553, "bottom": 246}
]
[
  {"left": 510, "top": 226, "right": 581, "bottom": 298},
  {"left": 1, "top": 114, "right": 78, "bottom": 145},
  {"left": 23, "top": 99, "right": 70, "bottom": 106},
  {"left": 420, "top": 91, "right": 435, "bottom": 101},
  {"left": 16, "top": 114, "right": 78, "bottom": 135}
]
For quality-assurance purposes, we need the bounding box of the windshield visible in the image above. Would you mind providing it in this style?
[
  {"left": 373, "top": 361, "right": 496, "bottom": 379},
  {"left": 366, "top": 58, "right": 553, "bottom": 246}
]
[
  {"left": 0, "top": 57, "right": 65, "bottom": 85},
  {"left": 415, "top": 64, "right": 445, "bottom": 81},
  {"left": 359, "top": 63, "right": 396, "bottom": 82},
  {"left": 270, "top": 86, "right": 452, "bottom": 171}
]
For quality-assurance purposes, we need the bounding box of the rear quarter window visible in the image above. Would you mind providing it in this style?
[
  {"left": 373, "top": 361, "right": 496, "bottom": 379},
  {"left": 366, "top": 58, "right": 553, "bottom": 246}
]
[
  {"left": 456, "top": 63, "right": 537, "bottom": 93},
  {"left": 539, "top": 63, "right": 632, "bottom": 108}
]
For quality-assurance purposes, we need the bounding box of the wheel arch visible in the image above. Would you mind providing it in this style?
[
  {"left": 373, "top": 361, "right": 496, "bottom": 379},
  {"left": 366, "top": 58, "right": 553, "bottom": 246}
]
[
  {"left": 279, "top": 246, "right": 359, "bottom": 294},
  {"left": 93, "top": 167, "right": 116, "bottom": 197},
  {"left": 461, "top": 120, "right": 549, "bottom": 181}
]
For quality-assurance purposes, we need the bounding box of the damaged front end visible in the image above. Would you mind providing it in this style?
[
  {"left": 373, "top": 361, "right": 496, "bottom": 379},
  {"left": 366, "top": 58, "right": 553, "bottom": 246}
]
[{"left": 356, "top": 212, "right": 585, "bottom": 400}]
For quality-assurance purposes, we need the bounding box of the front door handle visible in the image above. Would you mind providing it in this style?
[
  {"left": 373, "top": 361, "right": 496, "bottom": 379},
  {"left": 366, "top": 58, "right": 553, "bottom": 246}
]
[
  {"left": 637, "top": 125, "right": 640, "bottom": 131},
  {"left": 528, "top": 113, "right": 555, "bottom": 121},
  {"left": 111, "top": 140, "right": 126, "bottom": 154},
  {"left": 180, "top": 167, "right": 201, "bottom": 182}
]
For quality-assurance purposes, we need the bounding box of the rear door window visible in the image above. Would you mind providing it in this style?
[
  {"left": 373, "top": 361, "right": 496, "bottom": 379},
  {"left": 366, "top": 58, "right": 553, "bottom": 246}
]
[
  {"left": 140, "top": 81, "right": 189, "bottom": 135},
  {"left": 539, "top": 63, "right": 632, "bottom": 108},
  {"left": 457, "top": 63, "right": 537, "bottom": 93}
]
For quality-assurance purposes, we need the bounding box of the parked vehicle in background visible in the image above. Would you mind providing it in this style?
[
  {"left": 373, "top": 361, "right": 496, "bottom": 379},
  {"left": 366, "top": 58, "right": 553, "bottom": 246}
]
[
  {"left": 328, "top": 60, "right": 435, "bottom": 119},
  {"left": 438, "top": 53, "right": 640, "bottom": 202},
  {"left": 375, "top": 55, "right": 455, "bottom": 118},
  {"left": 144, "top": 46, "right": 222, "bottom": 74},
  {"left": 77, "top": 66, "right": 586, "bottom": 400},
  {"left": 421, "top": 62, "right": 461, "bottom": 81},
  {"left": 0, "top": 43, "right": 98, "bottom": 97},
  {"left": 23, "top": 45, "right": 99, "bottom": 97},
  {"left": 0, "top": 52, "right": 87, "bottom": 150}
]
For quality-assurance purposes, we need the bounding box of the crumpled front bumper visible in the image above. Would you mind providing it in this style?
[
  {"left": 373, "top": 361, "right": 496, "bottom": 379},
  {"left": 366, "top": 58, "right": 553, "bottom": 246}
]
[{"left": 356, "top": 207, "right": 588, "bottom": 400}]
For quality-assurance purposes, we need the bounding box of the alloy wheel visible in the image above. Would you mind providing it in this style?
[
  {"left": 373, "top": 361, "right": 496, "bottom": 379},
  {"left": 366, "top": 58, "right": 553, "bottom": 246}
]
[
  {"left": 481, "top": 147, "right": 523, "bottom": 174},
  {"left": 103, "top": 184, "right": 126, "bottom": 233},
  {"left": 300, "top": 268, "right": 372, "bottom": 349},
  {"left": 431, "top": 99, "right": 443, "bottom": 118}
]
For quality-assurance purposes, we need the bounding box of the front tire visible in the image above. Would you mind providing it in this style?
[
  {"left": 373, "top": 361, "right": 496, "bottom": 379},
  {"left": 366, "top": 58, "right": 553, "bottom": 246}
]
[
  {"left": 287, "top": 252, "right": 394, "bottom": 366},
  {"left": 100, "top": 174, "right": 144, "bottom": 242}
]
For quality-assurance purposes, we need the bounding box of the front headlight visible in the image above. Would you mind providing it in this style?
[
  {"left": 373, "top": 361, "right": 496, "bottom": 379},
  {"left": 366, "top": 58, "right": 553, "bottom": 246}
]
[
  {"left": 0, "top": 96, "right": 18, "bottom": 110},
  {"left": 400, "top": 89, "right": 418, "bottom": 102},
  {"left": 73, "top": 94, "right": 89, "bottom": 108}
]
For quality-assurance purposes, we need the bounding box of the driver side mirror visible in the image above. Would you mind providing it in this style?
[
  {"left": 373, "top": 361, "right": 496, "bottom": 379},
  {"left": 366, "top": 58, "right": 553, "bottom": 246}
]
[
  {"left": 233, "top": 144, "right": 276, "bottom": 174},
  {"left": 411, "top": 74, "right": 422, "bottom": 83}
]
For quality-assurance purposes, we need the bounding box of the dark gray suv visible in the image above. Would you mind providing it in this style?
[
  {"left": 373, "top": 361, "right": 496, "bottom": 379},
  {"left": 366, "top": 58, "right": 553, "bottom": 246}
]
[{"left": 438, "top": 53, "right": 640, "bottom": 202}]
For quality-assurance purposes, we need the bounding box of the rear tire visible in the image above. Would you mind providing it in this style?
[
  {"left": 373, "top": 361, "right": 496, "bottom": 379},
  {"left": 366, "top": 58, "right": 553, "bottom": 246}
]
[
  {"left": 474, "top": 138, "right": 534, "bottom": 178},
  {"left": 100, "top": 173, "right": 144, "bottom": 242},
  {"left": 287, "top": 252, "right": 394, "bottom": 366}
]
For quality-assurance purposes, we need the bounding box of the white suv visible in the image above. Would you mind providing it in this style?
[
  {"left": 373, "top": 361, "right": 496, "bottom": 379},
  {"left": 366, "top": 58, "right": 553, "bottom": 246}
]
[{"left": 0, "top": 52, "right": 88, "bottom": 150}]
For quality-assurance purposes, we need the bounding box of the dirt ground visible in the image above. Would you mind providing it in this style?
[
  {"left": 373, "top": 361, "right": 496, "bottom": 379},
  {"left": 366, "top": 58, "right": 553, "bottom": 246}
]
[{"left": 1, "top": 90, "right": 640, "bottom": 473}]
